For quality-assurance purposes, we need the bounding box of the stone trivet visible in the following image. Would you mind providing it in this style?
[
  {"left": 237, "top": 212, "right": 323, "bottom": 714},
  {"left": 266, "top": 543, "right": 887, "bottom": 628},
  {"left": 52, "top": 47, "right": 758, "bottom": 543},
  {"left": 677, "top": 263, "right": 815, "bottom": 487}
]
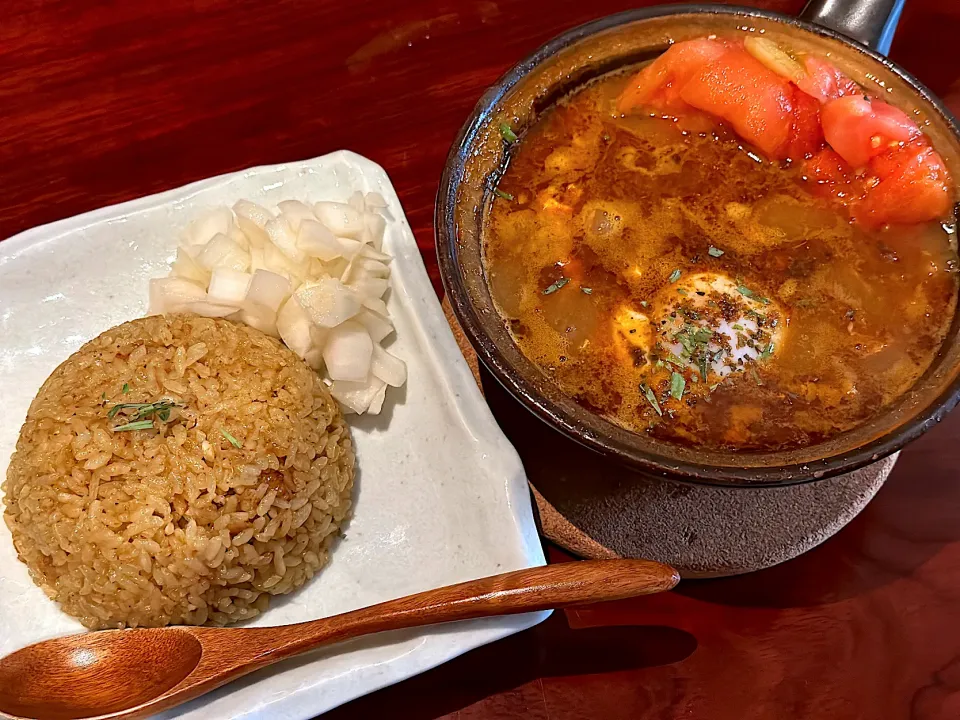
[{"left": 441, "top": 298, "right": 894, "bottom": 578}]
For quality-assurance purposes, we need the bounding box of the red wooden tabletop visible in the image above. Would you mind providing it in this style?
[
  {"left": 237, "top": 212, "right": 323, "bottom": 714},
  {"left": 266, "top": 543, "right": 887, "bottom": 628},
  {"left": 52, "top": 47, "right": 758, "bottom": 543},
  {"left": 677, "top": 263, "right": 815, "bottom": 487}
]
[{"left": 4, "top": 1, "right": 960, "bottom": 718}]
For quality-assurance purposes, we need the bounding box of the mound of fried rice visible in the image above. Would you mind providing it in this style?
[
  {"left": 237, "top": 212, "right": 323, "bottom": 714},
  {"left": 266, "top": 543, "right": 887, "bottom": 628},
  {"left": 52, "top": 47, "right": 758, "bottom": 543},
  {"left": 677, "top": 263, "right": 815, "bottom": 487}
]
[{"left": 3, "top": 314, "right": 354, "bottom": 629}]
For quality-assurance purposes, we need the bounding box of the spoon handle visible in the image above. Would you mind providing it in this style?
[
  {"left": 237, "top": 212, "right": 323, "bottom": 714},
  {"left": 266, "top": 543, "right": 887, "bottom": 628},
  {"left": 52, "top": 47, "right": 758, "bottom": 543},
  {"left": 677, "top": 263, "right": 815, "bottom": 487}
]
[{"left": 238, "top": 558, "right": 679, "bottom": 663}]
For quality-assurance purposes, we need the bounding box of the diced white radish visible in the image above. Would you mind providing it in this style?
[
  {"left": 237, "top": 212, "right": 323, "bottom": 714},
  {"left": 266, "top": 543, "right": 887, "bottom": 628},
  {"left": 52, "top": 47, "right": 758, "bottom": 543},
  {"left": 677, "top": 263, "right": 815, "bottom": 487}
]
[
  {"left": 354, "top": 308, "right": 394, "bottom": 342},
  {"left": 349, "top": 276, "right": 389, "bottom": 299},
  {"left": 364, "top": 213, "right": 386, "bottom": 251},
  {"left": 338, "top": 237, "right": 364, "bottom": 258},
  {"left": 228, "top": 224, "right": 250, "bottom": 250},
  {"left": 371, "top": 345, "right": 406, "bottom": 387},
  {"left": 308, "top": 258, "right": 326, "bottom": 277},
  {"left": 148, "top": 277, "right": 207, "bottom": 315},
  {"left": 303, "top": 326, "right": 329, "bottom": 371},
  {"left": 171, "top": 247, "right": 211, "bottom": 285},
  {"left": 303, "top": 346, "right": 325, "bottom": 371},
  {"left": 197, "top": 233, "right": 250, "bottom": 272},
  {"left": 265, "top": 217, "right": 305, "bottom": 262},
  {"left": 231, "top": 303, "right": 279, "bottom": 338},
  {"left": 277, "top": 200, "right": 317, "bottom": 232},
  {"left": 233, "top": 200, "right": 273, "bottom": 229},
  {"left": 367, "top": 381, "right": 388, "bottom": 415},
  {"left": 276, "top": 296, "right": 314, "bottom": 356},
  {"left": 297, "top": 278, "right": 362, "bottom": 327},
  {"left": 329, "top": 377, "right": 384, "bottom": 414},
  {"left": 187, "top": 208, "right": 234, "bottom": 247},
  {"left": 249, "top": 244, "right": 268, "bottom": 273},
  {"left": 184, "top": 300, "right": 240, "bottom": 318},
  {"left": 323, "top": 321, "right": 373, "bottom": 382},
  {"left": 260, "top": 243, "right": 307, "bottom": 283},
  {"left": 347, "top": 191, "right": 366, "bottom": 212},
  {"left": 208, "top": 268, "right": 252, "bottom": 306},
  {"left": 236, "top": 215, "right": 270, "bottom": 248},
  {"left": 351, "top": 256, "right": 391, "bottom": 278},
  {"left": 314, "top": 202, "right": 364, "bottom": 238},
  {"left": 362, "top": 294, "right": 390, "bottom": 317},
  {"left": 360, "top": 245, "right": 392, "bottom": 263},
  {"left": 246, "top": 270, "right": 290, "bottom": 312},
  {"left": 154, "top": 196, "right": 404, "bottom": 415},
  {"left": 364, "top": 192, "right": 387, "bottom": 209},
  {"left": 298, "top": 219, "right": 344, "bottom": 261}
]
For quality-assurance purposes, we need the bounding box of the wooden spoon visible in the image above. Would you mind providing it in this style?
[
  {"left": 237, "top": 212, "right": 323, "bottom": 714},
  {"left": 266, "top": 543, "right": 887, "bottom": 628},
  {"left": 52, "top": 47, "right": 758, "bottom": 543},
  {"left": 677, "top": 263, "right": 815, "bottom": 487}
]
[{"left": 0, "top": 559, "right": 678, "bottom": 720}]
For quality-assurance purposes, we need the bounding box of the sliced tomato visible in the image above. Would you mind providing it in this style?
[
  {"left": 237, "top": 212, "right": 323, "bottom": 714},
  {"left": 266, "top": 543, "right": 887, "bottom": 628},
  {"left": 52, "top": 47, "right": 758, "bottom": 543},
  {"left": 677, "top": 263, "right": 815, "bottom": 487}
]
[
  {"left": 796, "top": 56, "right": 861, "bottom": 103},
  {"left": 782, "top": 87, "right": 824, "bottom": 160},
  {"left": 803, "top": 148, "right": 858, "bottom": 204},
  {"left": 678, "top": 48, "right": 795, "bottom": 158},
  {"left": 856, "top": 139, "right": 953, "bottom": 227},
  {"left": 821, "top": 94, "right": 922, "bottom": 168},
  {"left": 617, "top": 38, "right": 730, "bottom": 114},
  {"left": 805, "top": 148, "right": 852, "bottom": 184}
]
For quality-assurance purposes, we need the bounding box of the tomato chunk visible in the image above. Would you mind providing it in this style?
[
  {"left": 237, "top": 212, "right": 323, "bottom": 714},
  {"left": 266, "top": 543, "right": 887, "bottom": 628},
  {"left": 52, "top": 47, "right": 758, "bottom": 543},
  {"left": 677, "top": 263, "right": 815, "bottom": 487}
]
[
  {"left": 821, "top": 94, "right": 922, "bottom": 168},
  {"left": 796, "top": 56, "right": 860, "bottom": 103},
  {"left": 679, "top": 48, "right": 795, "bottom": 158},
  {"left": 857, "top": 139, "right": 953, "bottom": 227},
  {"left": 783, "top": 87, "right": 824, "bottom": 160},
  {"left": 617, "top": 38, "right": 730, "bottom": 114}
]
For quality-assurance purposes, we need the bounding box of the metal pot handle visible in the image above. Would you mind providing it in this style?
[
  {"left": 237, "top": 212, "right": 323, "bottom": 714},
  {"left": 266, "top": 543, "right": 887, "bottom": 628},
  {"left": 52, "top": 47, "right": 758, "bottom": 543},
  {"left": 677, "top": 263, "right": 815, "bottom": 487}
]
[{"left": 799, "top": 0, "right": 906, "bottom": 55}]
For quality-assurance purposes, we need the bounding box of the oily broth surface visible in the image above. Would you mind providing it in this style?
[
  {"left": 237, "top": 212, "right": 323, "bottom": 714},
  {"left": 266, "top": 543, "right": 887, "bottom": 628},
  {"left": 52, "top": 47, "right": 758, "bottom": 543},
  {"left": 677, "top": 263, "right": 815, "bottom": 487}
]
[{"left": 484, "top": 70, "right": 959, "bottom": 451}]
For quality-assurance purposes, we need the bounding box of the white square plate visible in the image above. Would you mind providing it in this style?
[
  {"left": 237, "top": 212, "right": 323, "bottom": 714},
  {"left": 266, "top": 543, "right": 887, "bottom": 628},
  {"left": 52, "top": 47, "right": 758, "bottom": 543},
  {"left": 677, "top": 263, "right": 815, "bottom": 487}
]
[{"left": 0, "top": 151, "right": 547, "bottom": 718}]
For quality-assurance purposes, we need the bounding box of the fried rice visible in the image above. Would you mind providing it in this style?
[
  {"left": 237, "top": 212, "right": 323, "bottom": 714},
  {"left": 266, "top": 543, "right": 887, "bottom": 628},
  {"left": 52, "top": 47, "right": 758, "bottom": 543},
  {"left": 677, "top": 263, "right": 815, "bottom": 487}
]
[{"left": 2, "top": 314, "right": 354, "bottom": 629}]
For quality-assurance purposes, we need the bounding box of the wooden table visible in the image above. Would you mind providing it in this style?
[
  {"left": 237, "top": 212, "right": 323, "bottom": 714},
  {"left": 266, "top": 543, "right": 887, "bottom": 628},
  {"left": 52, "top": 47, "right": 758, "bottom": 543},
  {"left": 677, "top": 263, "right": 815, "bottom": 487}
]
[{"left": 4, "top": 1, "right": 960, "bottom": 717}]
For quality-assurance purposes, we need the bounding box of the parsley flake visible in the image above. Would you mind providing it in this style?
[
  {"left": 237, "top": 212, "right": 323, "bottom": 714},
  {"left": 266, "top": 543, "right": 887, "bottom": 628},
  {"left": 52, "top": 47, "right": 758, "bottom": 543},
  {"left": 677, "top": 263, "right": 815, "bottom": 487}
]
[
  {"left": 670, "top": 372, "right": 686, "bottom": 400},
  {"left": 220, "top": 428, "right": 242, "bottom": 449},
  {"left": 542, "top": 277, "right": 570, "bottom": 295}
]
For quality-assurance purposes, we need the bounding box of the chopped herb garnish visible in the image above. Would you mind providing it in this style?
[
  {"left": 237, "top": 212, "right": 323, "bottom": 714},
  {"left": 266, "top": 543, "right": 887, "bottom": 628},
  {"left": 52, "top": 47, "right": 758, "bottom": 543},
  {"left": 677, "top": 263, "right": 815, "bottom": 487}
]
[
  {"left": 760, "top": 342, "right": 774, "bottom": 360},
  {"left": 220, "top": 428, "right": 242, "bottom": 449},
  {"left": 709, "top": 382, "right": 720, "bottom": 391},
  {"left": 603, "top": 134, "right": 611, "bottom": 142},
  {"left": 732, "top": 323, "right": 744, "bottom": 331},
  {"left": 107, "top": 400, "right": 179, "bottom": 422},
  {"left": 699, "top": 356, "right": 709, "bottom": 384},
  {"left": 640, "top": 300, "right": 648, "bottom": 308},
  {"left": 542, "top": 277, "right": 570, "bottom": 295},
  {"left": 100, "top": 392, "right": 107, "bottom": 405},
  {"left": 581, "top": 287, "right": 593, "bottom": 295},
  {"left": 122, "top": 383, "right": 130, "bottom": 394},
  {"left": 737, "top": 285, "right": 771, "bottom": 304},
  {"left": 113, "top": 420, "right": 155, "bottom": 433},
  {"left": 670, "top": 372, "right": 686, "bottom": 400},
  {"left": 693, "top": 328, "right": 713, "bottom": 344},
  {"left": 708, "top": 246, "right": 724, "bottom": 257},
  {"left": 499, "top": 123, "right": 518, "bottom": 143},
  {"left": 750, "top": 367, "right": 763, "bottom": 385},
  {"left": 494, "top": 188, "right": 514, "bottom": 201},
  {"left": 676, "top": 288, "right": 688, "bottom": 296},
  {"left": 845, "top": 309, "right": 856, "bottom": 321},
  {"left": 668, "top": 269, "right": 682, "bottom": 283},
  {"left": 642, "top": 384, "right": 663, "bottom": 416}
]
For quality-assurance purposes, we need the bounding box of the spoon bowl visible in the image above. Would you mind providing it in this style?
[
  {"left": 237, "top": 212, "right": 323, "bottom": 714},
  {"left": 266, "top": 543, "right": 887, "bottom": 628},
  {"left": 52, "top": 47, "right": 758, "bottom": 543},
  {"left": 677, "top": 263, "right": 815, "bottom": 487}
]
[
  {"left": 0, "top": 559, "right": 679, "bottom": 720},
  {"left": 0, "top": 628, "right": 202, "bottom": 720}
]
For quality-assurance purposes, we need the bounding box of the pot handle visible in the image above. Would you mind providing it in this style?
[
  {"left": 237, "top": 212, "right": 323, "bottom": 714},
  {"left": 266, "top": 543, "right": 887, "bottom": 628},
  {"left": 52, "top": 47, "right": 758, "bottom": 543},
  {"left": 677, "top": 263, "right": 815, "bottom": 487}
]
[{"left": 799, "top": 0, "right": 906, "bottom": 56}]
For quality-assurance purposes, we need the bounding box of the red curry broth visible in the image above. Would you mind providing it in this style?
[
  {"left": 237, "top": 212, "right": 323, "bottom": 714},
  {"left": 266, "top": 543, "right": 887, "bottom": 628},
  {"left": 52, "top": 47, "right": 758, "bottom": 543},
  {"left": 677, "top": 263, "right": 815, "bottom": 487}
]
[{"left": 483, "top": 41, "right": 958, "bottom": 452}]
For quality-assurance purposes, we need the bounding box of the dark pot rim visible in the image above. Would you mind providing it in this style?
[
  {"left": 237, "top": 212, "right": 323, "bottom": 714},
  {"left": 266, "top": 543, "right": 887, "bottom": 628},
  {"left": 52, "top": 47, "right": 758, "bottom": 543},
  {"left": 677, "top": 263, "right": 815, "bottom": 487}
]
[{"left": 436, "top": 3, "right": 960, "bottom": 488}]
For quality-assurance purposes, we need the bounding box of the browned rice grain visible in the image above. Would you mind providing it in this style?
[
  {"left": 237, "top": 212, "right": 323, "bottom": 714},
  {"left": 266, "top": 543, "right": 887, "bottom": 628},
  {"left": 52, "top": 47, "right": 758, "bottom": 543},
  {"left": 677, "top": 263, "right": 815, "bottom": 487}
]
[{"left": 3, "top": 314, "right": 354, "bottom": 629}]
